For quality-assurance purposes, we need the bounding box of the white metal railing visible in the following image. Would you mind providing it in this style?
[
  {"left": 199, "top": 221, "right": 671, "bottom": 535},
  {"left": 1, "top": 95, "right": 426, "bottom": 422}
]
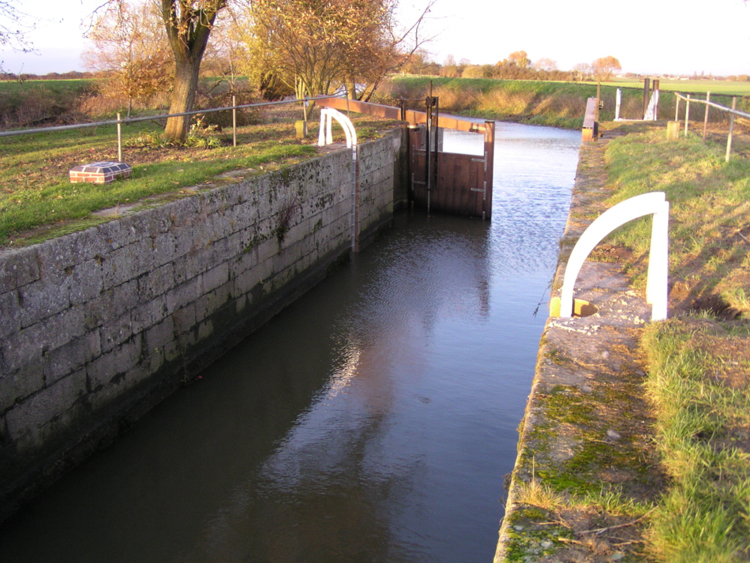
[
  {"left": 559, "top": 192, "right": 670, "bottom": 322},
  {"left": 674, "top": 92, "right": 750, "bottom": 161},
  {"left": 317, "top": 108, "right": 360, "bottom": 252}
]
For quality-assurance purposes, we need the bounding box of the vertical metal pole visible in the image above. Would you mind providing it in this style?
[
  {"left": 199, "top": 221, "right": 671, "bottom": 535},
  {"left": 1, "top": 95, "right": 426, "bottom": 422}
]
[
  {"left": 685, "top": 95, "right": 690, "bottom": 136},
  {"left": 232, "top": 95, "right": 237, "bottom": 147},
  {"left": 304, "top": 95, "right": 309, "bottom": 133},
  {"left": 116, "top": 112, "right": 122, "bottom": 162},
  {"left": 642, "top": 78, "right": 651, "bottom": 119},
  {"left": 483, "top": 121, "right": 495, "bottom": 221},
  {"left": 702, "top": 92, "right": 711, "bottom": 143},
  {"left": 426, "top": 102, "right": 432, "bottom": 217},
  {"left": 433, "top": 97, "right": 439, "bottom": 196},
  {"left": 426, "top": 82, "right": 433, "bottom": 217},
  {"left": 596, "top": 80, "right": 601, "bottom": 121},
  {"left": 726, "top": 97, "right": 737, "bottom": 163},
  {"left": 353, "top": 145, "right": 360, "bottom": 252}
]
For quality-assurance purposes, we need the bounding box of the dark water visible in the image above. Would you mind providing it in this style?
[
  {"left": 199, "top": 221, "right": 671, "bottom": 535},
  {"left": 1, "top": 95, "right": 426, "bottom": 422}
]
[{"left": 0, "top": 123, "right": 580, "bottom": 563}]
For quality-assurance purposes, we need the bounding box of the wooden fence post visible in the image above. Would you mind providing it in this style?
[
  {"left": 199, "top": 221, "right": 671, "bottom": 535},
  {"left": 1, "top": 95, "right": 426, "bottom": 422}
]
[
  {"left": 726, "top": 97, "right": 737, "bottom": 163},
  {"left": 684, "top": 95, "right": 691, "bottom": 136},
  {"left": 702, "top": 91, "right": 711, "bottom": 143}
]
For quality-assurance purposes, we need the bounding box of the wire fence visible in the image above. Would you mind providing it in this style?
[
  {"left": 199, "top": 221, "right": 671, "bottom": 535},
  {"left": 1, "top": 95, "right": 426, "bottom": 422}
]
[{"left": 674, "top": 92, "right": 750, "bottom": 161}]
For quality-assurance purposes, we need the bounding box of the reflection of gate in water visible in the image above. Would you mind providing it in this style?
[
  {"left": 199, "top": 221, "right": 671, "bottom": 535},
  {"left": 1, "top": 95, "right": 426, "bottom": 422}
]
[{"left": 317, "top": 96, "right": 495, "bottom": 220}]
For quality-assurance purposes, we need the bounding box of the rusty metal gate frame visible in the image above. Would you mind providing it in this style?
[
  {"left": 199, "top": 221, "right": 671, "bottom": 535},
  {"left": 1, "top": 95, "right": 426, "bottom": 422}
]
[{"left": 317, "top": 97, "right": 495, "bottom": 220}]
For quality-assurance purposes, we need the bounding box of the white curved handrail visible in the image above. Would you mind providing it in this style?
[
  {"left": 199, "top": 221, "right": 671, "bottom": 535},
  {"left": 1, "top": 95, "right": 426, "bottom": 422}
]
[
  {"left": 317, "top": 107, "right": 361, "bottom": 252},
  {"left": 318, "top": 108, "right": 357, "bottom": 148},
  {"left": 560, "top": 192, "right": 670, "bottom": 321}
]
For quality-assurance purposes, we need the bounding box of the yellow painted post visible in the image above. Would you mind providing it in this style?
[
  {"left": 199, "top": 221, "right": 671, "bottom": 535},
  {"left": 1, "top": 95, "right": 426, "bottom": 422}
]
[{"left": 667, "top": 121, "right": 680, "bottom": 140}]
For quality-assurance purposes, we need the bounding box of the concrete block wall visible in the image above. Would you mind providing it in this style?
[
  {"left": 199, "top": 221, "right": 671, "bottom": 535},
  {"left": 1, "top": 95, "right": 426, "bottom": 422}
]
[{"left": 0, "top": 130, "right": 403, "bottom": 520}]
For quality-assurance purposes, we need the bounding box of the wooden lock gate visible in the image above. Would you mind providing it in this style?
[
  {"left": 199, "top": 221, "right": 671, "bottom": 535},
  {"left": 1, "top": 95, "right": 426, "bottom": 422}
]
[{"left": 317, "top": 97, "right": 495, "bottom": 220}]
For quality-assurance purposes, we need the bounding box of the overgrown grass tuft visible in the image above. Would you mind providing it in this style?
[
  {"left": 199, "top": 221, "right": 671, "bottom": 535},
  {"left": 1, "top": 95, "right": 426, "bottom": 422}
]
[{"left": 641, "top": 319, "right": 750, "bottom": 562}]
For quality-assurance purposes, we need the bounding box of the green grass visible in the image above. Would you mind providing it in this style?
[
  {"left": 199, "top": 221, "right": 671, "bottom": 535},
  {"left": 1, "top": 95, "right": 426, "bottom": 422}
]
[
  {"left": 0, "top": 120, "right": 319, "bottom": 246},
  {"left": 590, "top": 123, "right": 750, "bottom": 561},
  {"left": 641, "top": 320, "right": 750, "bottom": 562},
  {"left": 598, "top": 125, "right": 750, "bottom": 316},
  {"left": 0, "top": 108, "right": 398, "bottom": 247},
  {"left": 604, "top": 77, "right": 750, "bottom": 97},
  {"left": 383, "top": 76, "right": 749, "bottom": 128},
  {"left": 0, "top": 78, "right": 98, "bottom": 95}
]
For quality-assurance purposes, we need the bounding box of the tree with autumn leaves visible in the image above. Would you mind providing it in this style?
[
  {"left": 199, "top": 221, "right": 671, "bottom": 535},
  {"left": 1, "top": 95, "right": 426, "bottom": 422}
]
[
  {"left": 592, "top": 56, "right": 622, "bottom": 81},
  {"left": 84, "top": 2, "right": 172, "bottom": 116},
  {"left": 84, "top": 0, "right": 429, "bottom": 142},
  {"left": 240, "top": 0, "right": 431, "bottom": 114}
]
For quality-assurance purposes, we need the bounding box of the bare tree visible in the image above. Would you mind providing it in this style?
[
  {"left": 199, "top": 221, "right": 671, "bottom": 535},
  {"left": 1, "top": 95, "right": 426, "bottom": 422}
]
[
  {"left": 573, "top": 62, "right": 592, "bottom": 81},
  {"left": 0, "top": 0, "right": 35, "bottom": 62},
  {"left": 533, "top": 58, "right": 558, "bottom": 72},
  {"left": 84, "top": 1, "right": 172, "bottom": 116}
]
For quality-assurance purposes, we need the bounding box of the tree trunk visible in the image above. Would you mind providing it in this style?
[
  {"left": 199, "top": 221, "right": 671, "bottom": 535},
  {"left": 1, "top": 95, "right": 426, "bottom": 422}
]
[
  {"left": 160, "top": 0, "right": 221, "bottom": 144},
  {"left": 164, "top": 56, "right": 202, "bottom": 143}
]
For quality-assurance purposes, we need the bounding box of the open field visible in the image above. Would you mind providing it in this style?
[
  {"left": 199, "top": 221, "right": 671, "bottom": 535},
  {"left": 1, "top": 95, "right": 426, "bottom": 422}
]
[
  {"left": 604, "top": 77, "right": 750, "bottom": 96},
  {"left": 381, "top": 76, "right": 750, "bottom": 129}
]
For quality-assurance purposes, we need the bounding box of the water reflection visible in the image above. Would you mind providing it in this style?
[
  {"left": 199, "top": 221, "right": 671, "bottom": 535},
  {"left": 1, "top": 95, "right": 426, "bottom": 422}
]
[{"left": 0, "top": 123, "right": 580, "bottom": 563}]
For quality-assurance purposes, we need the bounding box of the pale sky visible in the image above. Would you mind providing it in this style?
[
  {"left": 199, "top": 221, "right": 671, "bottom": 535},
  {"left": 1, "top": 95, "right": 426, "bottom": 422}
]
[{"left": 2, "top": 0, "right": 749, "bottom": 77}]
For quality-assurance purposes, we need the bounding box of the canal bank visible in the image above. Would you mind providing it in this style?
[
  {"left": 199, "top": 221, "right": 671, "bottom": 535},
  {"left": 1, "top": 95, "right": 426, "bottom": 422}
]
[
  {"left": 0, "top": 122, "right": 583, "bottom": 562},
  {"left": 0, "top": 130, "right": 404, "bottom": 523},
  {"left": 494, "top": 132, "right": 667, "bottom": 562}
]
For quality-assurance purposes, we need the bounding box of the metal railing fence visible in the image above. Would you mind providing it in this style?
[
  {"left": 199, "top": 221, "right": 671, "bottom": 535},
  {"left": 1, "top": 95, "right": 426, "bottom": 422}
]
[
  {"left": 0, "top": 94, "right": 344, "bottom": 161},
  {"left": 674, "top": 92, "right": 750, "bottom": 162}
]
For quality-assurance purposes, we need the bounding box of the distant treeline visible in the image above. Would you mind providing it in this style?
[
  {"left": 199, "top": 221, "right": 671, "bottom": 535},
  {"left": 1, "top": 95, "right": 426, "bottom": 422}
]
[
  {"left": 397, "top": 52, "right": 750, "bottom": 84},
  {"left": 376, "top": 76, "right": 749, "bottom": 129},
  {"left": 0, "top": 71, "right": 96, "bottom": 82}
]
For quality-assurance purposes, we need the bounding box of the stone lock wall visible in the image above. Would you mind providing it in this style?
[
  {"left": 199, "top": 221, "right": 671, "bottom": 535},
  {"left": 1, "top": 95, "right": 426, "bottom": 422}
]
[{"left": 0, "top": 130, "right": 403, "bottom": 520}]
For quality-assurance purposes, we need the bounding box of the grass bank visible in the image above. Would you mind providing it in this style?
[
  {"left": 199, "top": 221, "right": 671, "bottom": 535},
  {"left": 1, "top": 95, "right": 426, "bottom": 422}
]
[
  {"left": 498, "top": 122, "right": 750, "bottom": 562},
  {"left": 599, "top": 125, "right": 750, "bottom": 317},
  {"left": 600, "top": 123, "right": 750, "bottom": 561},
  {"left": 641, "top": 319, "right": 750, "bottom": 562},
  {"left": 0, "top": 79, "right": 97, "bottom": 129},
  {"left": 378, "top": 76, "right": 748, "bottom": 129},
  {"left": 0, "top": 108, "right": 397, "bottom": 247}
]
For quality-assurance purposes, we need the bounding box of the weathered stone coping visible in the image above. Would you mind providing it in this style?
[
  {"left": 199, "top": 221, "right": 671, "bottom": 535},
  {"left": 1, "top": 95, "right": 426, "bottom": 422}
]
[{"left": 494, "top": 137, "right": 665, "bottom": 562}]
